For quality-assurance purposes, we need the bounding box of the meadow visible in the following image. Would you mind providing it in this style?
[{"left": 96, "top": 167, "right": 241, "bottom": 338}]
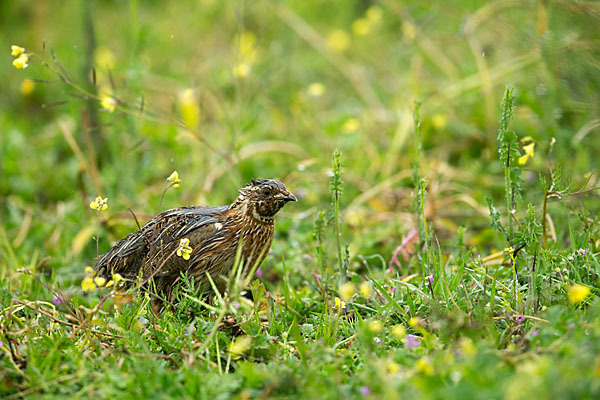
[{"left": 1, "top": 1, "right": 599, "bottom": 398}]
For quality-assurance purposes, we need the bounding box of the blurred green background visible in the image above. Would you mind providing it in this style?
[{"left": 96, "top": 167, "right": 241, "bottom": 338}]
[
  {"left": 1, "top": 0, "right": 599, "bottom": 276},
  {"left": 2, "top": 2, "right": 600, "bottom": 399}
]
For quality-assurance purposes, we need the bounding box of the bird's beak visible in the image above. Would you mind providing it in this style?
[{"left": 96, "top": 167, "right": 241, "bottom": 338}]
[{"left": 280, "top": 192, "right": 298, "bottom": 202}]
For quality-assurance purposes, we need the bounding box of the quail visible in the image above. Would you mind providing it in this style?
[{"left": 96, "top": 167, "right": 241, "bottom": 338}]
[{"left": 95, "top": 179, "right": 297, "bottom": 309}]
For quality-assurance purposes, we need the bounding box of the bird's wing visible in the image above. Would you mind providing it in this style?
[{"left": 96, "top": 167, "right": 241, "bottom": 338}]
[
  {"left": 96, "top": 205, "right": 228, "bottom": 278},
  {"left": 150, "top": 205, "right": 228, "bottom": 248},
  {"left": 172, "top": 206, "right": 228, "bottom": 238}
]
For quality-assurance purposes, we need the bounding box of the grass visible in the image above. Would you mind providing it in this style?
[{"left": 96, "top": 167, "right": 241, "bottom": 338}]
[{"left": 1, "top": 1, "right": 600, "bottom": 398}]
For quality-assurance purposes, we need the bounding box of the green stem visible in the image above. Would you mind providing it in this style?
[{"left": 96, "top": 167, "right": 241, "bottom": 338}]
[
  {"left": 334, "top": 189, "right": 344, "bottom": 278},
  {"left": 541, "top": 190, "right": 548, "bottom": 248},
  {"left": 505, "top": 152, "right": 513, "bottom": 242}
]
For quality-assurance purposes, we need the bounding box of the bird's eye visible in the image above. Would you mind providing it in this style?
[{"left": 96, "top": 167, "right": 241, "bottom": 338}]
[{"left": 262, "top": 187, "right": 272, "bottom": 195}]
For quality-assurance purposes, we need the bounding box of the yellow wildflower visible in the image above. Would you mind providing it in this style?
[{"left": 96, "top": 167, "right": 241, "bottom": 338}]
[
  {"left": 233, "top": 62, "right": 251, "bottom": 78},
  {"left": 359, "top": 282, "right": 371, "bottom": 298},
  {"left": 167, "top": 170, "right": 181, "bottom": 189},
  {"left": 392, "top": 325, "right": 406, "bottom": 339},
  {"left": 342, "top": 118, "right": 360, "bottom": 133},
  {"left": 81, "top": 276, "right": 96, "bottom": 292},
  {"left": 178, "top": 89, "right": 200, "bottom": 130},
  {"left": 460, "top": 337, "right": 476, "bottom": 356},
  {"left": 307, "top": 82, "right": 325, "bottom": 97},
  {"left": 334, "top": 296, "right": 346, "bottom": 309},
  {"left": 85, "top": 266, "right": 95, "bottom": 274},
  {"left": 177, "top": 238, "right": 193, "bottom": 260},
  {"left": 13, "top": 53, "right": 29, "bottom": 69},
  {"left": 94, "top": 277, "right": 106, "bottom": 287},
  {"left": 409, "top": 317, "right": 420, "bottom": 327},
  {"left": 432, "top": 113, "right": 447, "bottom": 129},
  {"left": 352, "top": 19, "right": 370, "bottom": 36},
  {"left": 11, "top": 45, "right": 25, "bottom": 56},
  {"left": 518, "top": 142, "right": 535, "bottom": 165},
  {"left": 366, "top": 6, "right": 383, "bottom": 24},
  {"left": 402, "top": 21, "right": 417, "bottom": 40},
  {"left": 524, "top": 143, "right": 535, "bottom": 156},
  {"left": 237, "top": 31, "right": 257, "bottom": 64},
  {"left": 94, "top": 46, "right": 116, "bottom": 70},
  {"left": 368, "top": 320, "right": 382, "bottom": 333},
  {"left": 229, "top": 336, "right": 252, "bottom": 360},
  {"left": 20, "top": 79, "right": 35, "bottom": 96},
  {"left": 327, "top": 29, "right": 351, "bottom": 52},
  {"left": 520, "top": 136, "right": 534, "bottom": 143},
  {"left": 386, "top": 361, "right": 400, "bottom": 374},
  {"left": 504, "top": 247, "right": 514, "bottom": 254},
  {"left": 100, "top": 94, "right": 116, "bottom": 113},
  {"left": 107, "top": 274, "right": 124, "bottom": 288},
  {"left": 416, "top": 357, "right": 434, "bottom": 375},
  {"left": 90, "top": 196, "right": 108, "bottom": 211},
  {"left": 567, "top": 284, "right": 591, "bottom": 304},
  {"left": 518, "top": 154, "right": 529, "bottom": 165},
  {"left": 340, "top": 282, "right": 356, "bottom": 301}
]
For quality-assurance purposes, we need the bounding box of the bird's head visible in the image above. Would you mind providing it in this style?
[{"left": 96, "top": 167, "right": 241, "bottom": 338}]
[{"left": 236, "top": 179, "right": 297, "bottom": 221}]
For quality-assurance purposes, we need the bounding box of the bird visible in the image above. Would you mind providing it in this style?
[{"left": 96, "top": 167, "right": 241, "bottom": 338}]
[{"left": 95, "top": 178, "right": 297, "bottom": 311}]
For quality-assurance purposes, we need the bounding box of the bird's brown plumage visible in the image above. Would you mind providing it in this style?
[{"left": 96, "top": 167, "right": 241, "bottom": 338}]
[{"left": 95, "top": 179, "right": 296, "bottom": 308}]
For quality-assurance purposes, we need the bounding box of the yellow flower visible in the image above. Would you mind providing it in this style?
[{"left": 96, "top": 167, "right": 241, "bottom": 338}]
[
  {"left": 392, "top": 324, "right": 406, "bottom": 339},
  {"left": 402, "top": 21, "right": 417, "bottom": 40},
  {"left": 368, "top": 320, "right": 382, "bottom": 333},
  {"left": 524, "top": 142, "right": 535, "bottom": 157},
  {"left": 100, "top": 94, "right": 116, "bottom": 113},
  {"left": 90, "top": 196, "right": 108, "bottom": 211},
  {"left": 386, "top": 361, "right": 400, "bottom": 374},
  {"left": 237, "top": 31, "right": 257, "bottom": 64},
  {"left": 307, "top": 82, "right": 325, "bottom": 97},
  {"left": 352, "top": 19, "right": 370, "bottom": 36},
  {"left": 409, "top": 317, "right": 420, "bottom": 327},
  {"left": 518, "top": 154, "right": 530, "bottom": 166},
  {"left": 567, "top": 284, "right": 591, "bottom": 304},
  {"left": 85, "top": 266, "right": 95, "bottom": 274},
  {"left": 107, "top": 274, "right": 125, "bottom": 289},
  {"left": 94, "top": 277, "right": 106, "bottom": 287},
  {"left": 432, "top": 113, "right": 447, "bottom": 129},
  {"left": 81, "top": 276, "right": 96, "bottom": 292},
  {"left": 178, "top": 89, "right": 200, "bottom": 130},
  {"left": 167, "top": 171, "right": 181, "bottom": 188},
  {"left": 229, "top": 336, "right": 252, "bottom": 359},
  {"left": 334, "top": 296, "right": 346, "bottom": 309},
  {"left": 177, "top": 238, "right": 193, "bottom": 260},
  {"left": 520, "top": 136, "right": 534, "bottom": 143},
  {"left": 20, "top": 79, "right": 35, "bottom": 96},
  {"left": 13, "top": 54, "right": 29, "bottom": 69},
  {"left": 94, "top": 46, "right": 116, "bottom": 70},
  {"left": 233, "top": 62, "right": 251, "bottom": 78},
  {"left": 340, "top": 282, "right": 356, "bottom": 301},
  {"left": 327, "top": 29, "right": 351, "bottom": 52},
  {"left": 504, "top": 247, "right": 514, "bottom": 254},
  {"left": 460, "top": 337, "right": 476, "bottom": 356},
  {"left": 342, "top": 118, "right": 360, "bottom": 133},
  {"left": 11, "top": 45, "right": 26, "bottom": 56},
  {"left": 366, "top": 6, "right": 383, "bottom": 24},
  {"left": 359, "top": 282, "right": 371, "bottom": 298},
  {"left": 416, "top": 357, "right": 434, "bottom": 375},
  {"left": 518, "top": 142, "right": 535, "bottom": 165}
]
